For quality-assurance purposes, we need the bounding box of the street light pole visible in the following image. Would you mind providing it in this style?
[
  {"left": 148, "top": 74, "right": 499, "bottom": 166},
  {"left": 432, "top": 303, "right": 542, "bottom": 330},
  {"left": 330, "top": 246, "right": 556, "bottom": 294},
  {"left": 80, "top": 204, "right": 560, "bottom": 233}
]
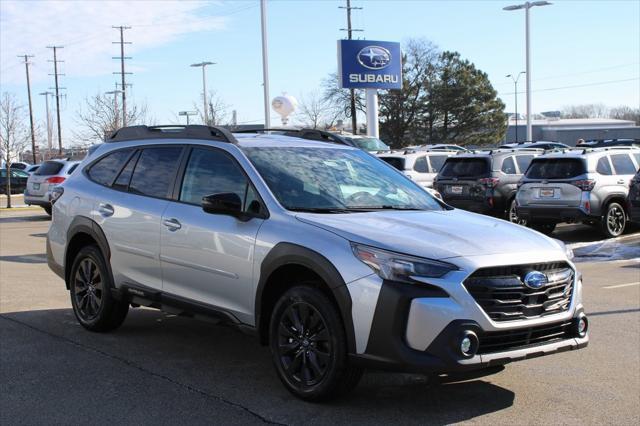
[
  {"left": 506, "top": 71, "right": 525, "bottom": 142},
  {"left": 260, "top": 0, "right": 271, "bottom": 129},
  {"left": 503, "top": 1, "right": 552, "bottom": 142},
  {"left": 190, "top": 61, "right": 215, "bottom": 125}
]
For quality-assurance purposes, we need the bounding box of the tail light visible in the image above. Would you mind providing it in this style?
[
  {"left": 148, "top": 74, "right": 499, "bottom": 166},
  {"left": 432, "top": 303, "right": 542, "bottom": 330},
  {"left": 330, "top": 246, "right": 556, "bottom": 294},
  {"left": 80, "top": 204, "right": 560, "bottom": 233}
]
[
  {"left": 479, "top": 177, "right": 499, "bottom": 188},
  {"left": 572, "top": 180, "right": 595, "bottom": 191},
  {"left": 46, "top": 176, "right": 66, "bottom": 184}
]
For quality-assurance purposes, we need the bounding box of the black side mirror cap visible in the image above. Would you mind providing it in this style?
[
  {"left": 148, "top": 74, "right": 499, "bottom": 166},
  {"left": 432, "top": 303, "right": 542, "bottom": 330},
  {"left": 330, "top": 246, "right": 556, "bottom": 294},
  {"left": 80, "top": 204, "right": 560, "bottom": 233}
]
[{"left": 202, "top": 193, "right": 243, "bottom": 217}]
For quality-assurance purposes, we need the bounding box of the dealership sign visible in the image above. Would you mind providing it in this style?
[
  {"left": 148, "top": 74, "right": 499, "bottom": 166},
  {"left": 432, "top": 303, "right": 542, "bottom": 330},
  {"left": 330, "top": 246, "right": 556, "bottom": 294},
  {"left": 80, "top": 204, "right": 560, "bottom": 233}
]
[{"left": 337, "top": 40, "right": 402, "bottom": 90}]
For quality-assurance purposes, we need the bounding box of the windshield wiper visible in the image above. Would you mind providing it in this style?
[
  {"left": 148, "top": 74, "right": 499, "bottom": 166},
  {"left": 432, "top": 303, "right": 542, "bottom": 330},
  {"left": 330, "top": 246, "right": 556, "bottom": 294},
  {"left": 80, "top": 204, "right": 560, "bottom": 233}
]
[
  {"left": 348, "top": 205, "right": 427, "bottom": 211},
  {"left": 287, "top": 207, "right": 359, "bottom": 213}
]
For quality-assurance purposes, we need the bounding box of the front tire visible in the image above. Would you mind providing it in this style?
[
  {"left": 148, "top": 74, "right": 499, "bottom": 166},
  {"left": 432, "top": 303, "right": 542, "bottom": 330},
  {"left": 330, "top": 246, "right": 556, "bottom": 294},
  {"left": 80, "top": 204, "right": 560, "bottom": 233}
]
[
  {"left": 69, "top": 245, "right": 128, "bottom": 332},
  {"left": 530, "top": 223, "right": 556, "bottom": 235},
  {"left": 601, "top": 202, "right": 626, "bottom": 238},
  {"left": 269, "top": 286, "right": 363, "bottom": 401},
  {"left": 43, "top": 205, "right": 52, "bottom": 216}
]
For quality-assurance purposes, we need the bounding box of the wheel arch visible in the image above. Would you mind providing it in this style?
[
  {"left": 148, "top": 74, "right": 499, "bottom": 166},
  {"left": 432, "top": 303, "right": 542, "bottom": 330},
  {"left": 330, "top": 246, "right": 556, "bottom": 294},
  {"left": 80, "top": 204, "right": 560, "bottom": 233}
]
[
  {"left": 602, "top": 193, "right": 628, "bottom": 214},
  {"left": 65, "top": 216, "right": 111, "bottom": 289},
  {"left": 255, "top": 242, "right": 356, "bottom": 354}
]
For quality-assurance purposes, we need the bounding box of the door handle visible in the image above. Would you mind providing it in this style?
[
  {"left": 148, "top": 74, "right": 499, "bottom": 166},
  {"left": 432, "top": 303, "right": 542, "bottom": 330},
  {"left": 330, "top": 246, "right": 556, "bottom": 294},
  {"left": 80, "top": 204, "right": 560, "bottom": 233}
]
[
  {"left": 162, "top": 218, "right": 182, "bottom": 231},
  {"left": 98, "top": 203, "right": 114, "bottom": 217},
  {"left": 617, "top": 180, "right": 625, "bottom": 184}
]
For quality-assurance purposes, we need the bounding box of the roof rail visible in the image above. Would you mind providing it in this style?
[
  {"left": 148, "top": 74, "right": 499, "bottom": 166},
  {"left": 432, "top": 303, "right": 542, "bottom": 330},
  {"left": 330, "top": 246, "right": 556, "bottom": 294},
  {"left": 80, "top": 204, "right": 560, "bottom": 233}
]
[
  {"left": 234, "top": 127, "right": 349, "bottom": 146},
  {"left": 581, "top": 146, "right": 637, "bottom": 154},
  {"left": 107, "top": 125, "right": 238, "bottom": 144}
]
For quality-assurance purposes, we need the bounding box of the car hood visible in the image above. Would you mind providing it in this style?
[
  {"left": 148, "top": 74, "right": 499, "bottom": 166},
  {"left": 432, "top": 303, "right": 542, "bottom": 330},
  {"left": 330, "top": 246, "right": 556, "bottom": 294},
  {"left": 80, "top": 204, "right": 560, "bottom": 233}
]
[{"left": 296, "top": 208, "right": 563, "bottom": 260}]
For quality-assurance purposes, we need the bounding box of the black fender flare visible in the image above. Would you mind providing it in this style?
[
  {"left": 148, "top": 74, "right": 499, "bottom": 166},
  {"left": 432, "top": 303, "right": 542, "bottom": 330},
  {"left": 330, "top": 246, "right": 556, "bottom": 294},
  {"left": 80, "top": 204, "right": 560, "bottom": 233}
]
[
  {"left": 255, "top": 242, "right": 356, "bottom": 353},
  {"left": 65, "top": 216, "right": 112, "bottom": 286},
  {"left": 602, "top": 193, "right": 628, "bottom": 214}
]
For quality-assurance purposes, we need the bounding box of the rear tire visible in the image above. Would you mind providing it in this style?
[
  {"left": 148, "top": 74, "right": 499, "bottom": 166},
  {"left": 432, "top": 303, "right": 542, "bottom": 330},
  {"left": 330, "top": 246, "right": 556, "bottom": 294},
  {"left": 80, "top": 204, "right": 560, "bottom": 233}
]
[
  {"left": 69, "top": 245, "right": 128, "bottom": 332},
  {"left": 601, "top": 202, "right": 626, "bottom": 238},
  {"left": 507, "top": 199, "right": 526, "bottom": 225},
  {"left": 43, "top": 205, "right": 52, "bottom": 216},
  {"left": 530, "top": 223, "right": 556, "bottom": 235},
  {"left": 269, "top": 285, "right": 363, "bottom": 401}
]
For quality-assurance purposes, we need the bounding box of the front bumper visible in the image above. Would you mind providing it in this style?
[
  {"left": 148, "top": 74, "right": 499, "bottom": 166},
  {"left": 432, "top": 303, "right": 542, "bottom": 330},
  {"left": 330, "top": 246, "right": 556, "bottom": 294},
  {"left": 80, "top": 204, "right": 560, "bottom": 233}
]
[{"left": 347, "top": 264, "right": 587, "bottom": 374}]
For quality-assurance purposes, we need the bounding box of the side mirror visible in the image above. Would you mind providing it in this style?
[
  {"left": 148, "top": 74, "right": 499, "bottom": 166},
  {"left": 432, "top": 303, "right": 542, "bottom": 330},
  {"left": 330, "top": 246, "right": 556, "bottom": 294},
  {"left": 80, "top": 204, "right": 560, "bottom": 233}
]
[{"left": 202, "top": 193, "right": 243, "bottom": 217}]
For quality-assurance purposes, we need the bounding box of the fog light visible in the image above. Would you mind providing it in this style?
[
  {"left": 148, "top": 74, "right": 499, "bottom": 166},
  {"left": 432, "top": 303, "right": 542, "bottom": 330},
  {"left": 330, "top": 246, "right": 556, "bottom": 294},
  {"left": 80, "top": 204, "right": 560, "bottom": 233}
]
[
  {"left": 573, "top": 315, "right": 588, "bottom": 338},
  {"left": 458, "top": 331, "right": 479, "bottom": 358}
]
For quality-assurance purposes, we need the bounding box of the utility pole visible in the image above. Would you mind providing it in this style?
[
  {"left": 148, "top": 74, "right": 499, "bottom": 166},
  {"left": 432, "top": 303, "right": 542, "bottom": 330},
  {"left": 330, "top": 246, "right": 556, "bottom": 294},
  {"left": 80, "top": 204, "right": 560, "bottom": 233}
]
[
  {"left": 19, "top": 55, "right": 37, "bottom": 163},
  {"left": 113, "top": 26, "right": 132, "bottom": 126},
  {"left": 339, "top": 0, "right": 363, "bottom": 135},
  {"left": 260, "top": 0, "right": 270, "bottom": 128},
  {"left": 190, "top": 62, "right": 215, "bottom": 125},
  {"left": 47, "top": 46, "right": 64, "bottom": 154},
  {"left": 38, "top": 91, "right": 54, "bottom": 151}
]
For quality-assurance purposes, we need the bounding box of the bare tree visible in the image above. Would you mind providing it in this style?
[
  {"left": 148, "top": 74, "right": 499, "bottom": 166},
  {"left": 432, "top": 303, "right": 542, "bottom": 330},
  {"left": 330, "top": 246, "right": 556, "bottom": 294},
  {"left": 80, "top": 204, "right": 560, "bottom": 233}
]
[
  {"left": 295, "top": 91, "right": 342, "bottom": 129},
  {"left": 194, "top": 90, "right": 230, "bottom": 126},
  {"left": 561, "top": 103, "right": 609, "bottom": 119},
  {"left": 321, "top": 73, "right": 365, "bottom": 131},
  {"left": 75, "top": 92, "right": 147, "bottom": 144},
  {"left": 0, "top": 93, "right": 30, "bottom": 208},
  {"left": 609, "top": 105, "right": 640, "bottom": 124}
]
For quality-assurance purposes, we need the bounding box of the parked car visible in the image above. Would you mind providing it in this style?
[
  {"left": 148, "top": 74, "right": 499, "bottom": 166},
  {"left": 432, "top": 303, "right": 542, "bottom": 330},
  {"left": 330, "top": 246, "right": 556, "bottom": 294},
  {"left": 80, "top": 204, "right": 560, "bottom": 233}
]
[
  {"left": 8, "top": 161, "right": 31, "bottom": 171},
  {"left": 24, "top": 159, "right": 80, "bottom": 215},
  {"left": 627, "top": 168, "right": 640, "bottom": 223},
  {"left": 500, "top": 141, "right": 570, "bottom": 151},
  {"left": 0, "top": 169, "right": 29, "bottom": 194},
  {"left": 435, "top": 149, "right": 542, "bottom": 223},
  {"left": 576, "top": 139, "right": 640, "bottom": 148},
  {"left": 47, "top": 124, "right": 587, "bottom": 401},
  {"left": 24, "top": 164, "right": 40, "bottom": 174},
  {"left": 377, "top": 150, "right": 457, "bottom": 189},
  {"left": 417, "top": 144, "right": 469, "bottom": 152},
  {"left": 516, "top": 147, "right": 640, "bottom": 237}
]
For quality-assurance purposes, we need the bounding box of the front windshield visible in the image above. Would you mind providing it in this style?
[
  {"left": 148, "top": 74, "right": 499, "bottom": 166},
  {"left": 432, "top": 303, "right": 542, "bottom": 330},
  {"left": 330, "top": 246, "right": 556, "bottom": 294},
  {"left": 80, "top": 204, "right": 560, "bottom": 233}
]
[
  {"left": 243, "top": 147, "right": 442, "bottom": 212},
  {"left": 346, "top": 137, "right": 390, "bottom": 152}
]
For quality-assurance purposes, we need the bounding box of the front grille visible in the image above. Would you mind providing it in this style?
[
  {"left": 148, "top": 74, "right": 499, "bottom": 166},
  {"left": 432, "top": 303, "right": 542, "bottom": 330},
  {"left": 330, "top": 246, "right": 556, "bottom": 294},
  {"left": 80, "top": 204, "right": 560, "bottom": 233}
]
[
  {"left": 464, "top": 262, "right": 574, "bottom": 322},
  {"left": 478, "top": 320, "right": 573, "bottom": 354}
]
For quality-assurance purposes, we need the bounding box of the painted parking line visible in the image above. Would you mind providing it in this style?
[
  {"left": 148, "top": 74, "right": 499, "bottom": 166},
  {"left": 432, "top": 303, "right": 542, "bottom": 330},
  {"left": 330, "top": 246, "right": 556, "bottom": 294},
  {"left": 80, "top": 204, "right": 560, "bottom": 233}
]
[{"left": 602, "top": 282, "right": 640, "bottom": 289}]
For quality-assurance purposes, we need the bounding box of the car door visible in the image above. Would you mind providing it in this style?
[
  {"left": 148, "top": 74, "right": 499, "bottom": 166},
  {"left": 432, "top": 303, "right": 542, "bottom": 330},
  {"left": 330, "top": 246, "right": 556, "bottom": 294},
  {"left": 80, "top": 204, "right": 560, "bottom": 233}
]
[
  {"left": 160, "top": 146, "right": 266, "bottom": 322},
  {"left": 92, "top": 146, "right": 184, "bottom": 291}
]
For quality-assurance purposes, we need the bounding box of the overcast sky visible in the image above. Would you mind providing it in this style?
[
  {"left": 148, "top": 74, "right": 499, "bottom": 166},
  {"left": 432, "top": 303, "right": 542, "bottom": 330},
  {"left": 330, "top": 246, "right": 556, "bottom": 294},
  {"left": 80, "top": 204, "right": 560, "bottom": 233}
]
[{"left": 1, "top": 0, "right": 638, "bottom": 145}]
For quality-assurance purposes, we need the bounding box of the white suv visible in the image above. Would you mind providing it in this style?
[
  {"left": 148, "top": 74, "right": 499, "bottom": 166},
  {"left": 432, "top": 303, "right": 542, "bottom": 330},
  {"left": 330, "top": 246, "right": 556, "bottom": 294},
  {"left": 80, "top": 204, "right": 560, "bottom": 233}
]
[
  {"left": 378, "top": 150, "right": 456, "bottom": 190},
  {"left": 47, "top": 125, "right": 588, "bottom": 401}
]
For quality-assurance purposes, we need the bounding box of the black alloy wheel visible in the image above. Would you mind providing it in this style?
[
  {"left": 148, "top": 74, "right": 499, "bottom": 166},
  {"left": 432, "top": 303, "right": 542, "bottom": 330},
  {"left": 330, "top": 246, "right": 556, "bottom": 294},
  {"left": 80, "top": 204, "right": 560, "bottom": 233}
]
[
  {"left": 603, "top": 202, "right": 626, "bottom": 238},
  {"left": 73, "top": 257, "right": 104, "bottom": 322},
  {"left": 276, "top": 301, "right": 332, "bottom": 387}
]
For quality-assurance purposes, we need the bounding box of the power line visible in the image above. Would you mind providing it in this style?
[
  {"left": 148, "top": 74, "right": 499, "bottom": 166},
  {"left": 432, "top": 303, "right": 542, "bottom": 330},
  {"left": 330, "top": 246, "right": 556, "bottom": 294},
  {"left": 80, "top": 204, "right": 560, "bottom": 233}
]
[
  {"left": 499, "top": 77, "right": 639, "bottom": 96},
  {"left": 339, "top": 0, "right": 363, "bottom": 134},
  {"left": 495, "top": 62, "right": 640, "bottom": 88},
  {"left": 46, "top": 46, "right": 64, "bottom": 153},
  {"left": 18, "top": 54, "right": 37, "bottom": 163},
  {"left": 113, "top": 26, "right": 132, "bottom": 127}
]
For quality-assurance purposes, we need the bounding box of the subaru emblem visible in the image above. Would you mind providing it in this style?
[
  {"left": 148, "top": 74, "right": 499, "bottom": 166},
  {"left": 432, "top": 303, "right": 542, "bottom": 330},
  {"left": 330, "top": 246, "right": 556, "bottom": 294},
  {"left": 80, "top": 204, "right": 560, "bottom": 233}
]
[
  {"left": 357, "top": 46, "right": 391, "bottom": 70},
  {"left": 523, "top": 271, "right": 547, "bottom": 289}
]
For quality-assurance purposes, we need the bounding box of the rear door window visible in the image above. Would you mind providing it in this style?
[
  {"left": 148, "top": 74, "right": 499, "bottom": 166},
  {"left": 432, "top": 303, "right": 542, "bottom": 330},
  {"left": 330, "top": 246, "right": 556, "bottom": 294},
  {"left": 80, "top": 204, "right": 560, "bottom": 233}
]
[
  {"left": 35, "top": 161, "right": 64, "bottom": 176},
  {"left": 596, "top": 157, "right": 613, "bottom": 175},
  {"left": 515, "top": 155, "right": 535, "bottom": 173},
  {"left": 113, "top": 151, "right": 140, "bottom": 191},
  {"left": 88, "top": 149, "right": 133, "bottom": 186},
  {"left": 380, "top": 157, "right": 406, "bottom": 171},
  {"left": 439, "top": 158, "right": 490, "bottom": 178},
  {"left": 526, "top": 158, "right": 586, "bottom": 179},
  {"left": 501, "top": 156, "right": 517, "bottom": 174},
  {"left": 428, "top": 155, "right": 448, "bottom": 172},
  {"left": 610, "top": 154, "right": 636, "bottom": 175},
  {"left": 129, "top": 147, "right": 183, "bottom": 199},
  {"left": 413, "top": 156, "right": 428, "bottom": 173}
]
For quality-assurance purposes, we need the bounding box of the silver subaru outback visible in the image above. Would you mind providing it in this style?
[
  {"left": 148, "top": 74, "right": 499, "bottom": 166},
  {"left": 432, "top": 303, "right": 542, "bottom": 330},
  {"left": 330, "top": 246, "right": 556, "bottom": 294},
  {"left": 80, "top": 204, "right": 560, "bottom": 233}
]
[{"left": 47, "top": 125, "right": 588, "bottom": 401}]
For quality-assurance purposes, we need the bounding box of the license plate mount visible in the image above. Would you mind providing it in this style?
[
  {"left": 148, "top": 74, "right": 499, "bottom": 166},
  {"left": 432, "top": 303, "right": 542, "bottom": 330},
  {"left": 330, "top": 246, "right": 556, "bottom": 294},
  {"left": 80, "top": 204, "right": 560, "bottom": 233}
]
[
  {"left": 539, "top": 188, "right": 555, "bottom": 198},
  {"left": 450, "top": 185, "right": 463, "bottom": 195},
  {"left": 33, "top": 183, "right": 40, "bottom": 190}
]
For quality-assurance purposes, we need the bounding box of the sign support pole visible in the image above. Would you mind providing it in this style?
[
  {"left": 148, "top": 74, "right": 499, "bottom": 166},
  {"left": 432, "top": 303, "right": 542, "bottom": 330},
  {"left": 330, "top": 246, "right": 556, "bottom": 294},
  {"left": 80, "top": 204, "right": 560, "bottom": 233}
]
[{"left": 365, "top": 88, "right": 379, "bottom": 138}]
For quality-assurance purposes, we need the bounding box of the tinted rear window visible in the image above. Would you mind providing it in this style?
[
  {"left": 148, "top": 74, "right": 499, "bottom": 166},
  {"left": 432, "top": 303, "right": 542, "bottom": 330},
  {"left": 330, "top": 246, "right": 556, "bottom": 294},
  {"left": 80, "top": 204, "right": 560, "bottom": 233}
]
[
  {"left": 380, "top": 157, "right": 406, "bottom": 171},
  {"left": 88, "top": 149, "right": 133, "bottom": 186},
  {"left": 35, "top": 161, "right": 64, "bottom": 176},
  {"left": 526, "top": 158, "right": 586, "bottom": 179},
  {"left": 428, "top": 155, "right": 448, "bottom": 172},
  {"left": 439, "top": 158, "right": 490, "bottom": 178}
]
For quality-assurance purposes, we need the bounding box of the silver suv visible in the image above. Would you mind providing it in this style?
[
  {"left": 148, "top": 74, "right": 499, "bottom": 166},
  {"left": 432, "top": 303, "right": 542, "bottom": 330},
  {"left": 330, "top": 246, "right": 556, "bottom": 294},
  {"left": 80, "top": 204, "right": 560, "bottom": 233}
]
[
  {"left": 25, "top": 159, "right": 80, "bottom": 215},
  {"left": 517, "top": 147, "right": 640, "bottom": 237},
  {"left": 377, "top": 149, "right": 456, "bottom": 189},
  {"left": 47, "top": 125, "right": 588, "bottom": 401}
]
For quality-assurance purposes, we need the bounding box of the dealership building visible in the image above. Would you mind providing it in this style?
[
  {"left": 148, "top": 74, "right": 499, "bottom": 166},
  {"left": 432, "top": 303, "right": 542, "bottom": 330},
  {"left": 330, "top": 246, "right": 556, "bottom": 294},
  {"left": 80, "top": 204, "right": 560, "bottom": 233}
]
[{"left": 503, "top": 117, "right": 640, "bottom": 146}]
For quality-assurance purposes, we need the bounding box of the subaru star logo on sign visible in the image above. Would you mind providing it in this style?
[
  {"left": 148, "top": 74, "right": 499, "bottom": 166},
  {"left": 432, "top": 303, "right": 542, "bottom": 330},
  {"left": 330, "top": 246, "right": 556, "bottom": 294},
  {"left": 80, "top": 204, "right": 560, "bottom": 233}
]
[
  {"left": 338, "top": 39, "right": 402, "bottom": 90},
  {"left": 523, "top": 271, "right": 548, "bottom": 289},
  {"left": 357, "top": 46, "right": 391, "bottom": 70}
]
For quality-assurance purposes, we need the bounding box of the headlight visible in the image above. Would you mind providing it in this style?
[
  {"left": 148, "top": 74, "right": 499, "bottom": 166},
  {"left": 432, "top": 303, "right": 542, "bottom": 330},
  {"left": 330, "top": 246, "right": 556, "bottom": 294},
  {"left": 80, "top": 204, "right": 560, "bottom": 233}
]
[{"left": 351, "top": 243, "right": 457, "bottom": 283}]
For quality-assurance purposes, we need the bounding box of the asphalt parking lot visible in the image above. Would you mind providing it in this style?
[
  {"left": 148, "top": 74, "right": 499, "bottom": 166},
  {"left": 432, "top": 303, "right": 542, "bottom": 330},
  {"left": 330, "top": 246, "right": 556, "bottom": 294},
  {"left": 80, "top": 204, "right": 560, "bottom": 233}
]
[{"left": 1, "top": 207, "right": 638, "bottom": 425}]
